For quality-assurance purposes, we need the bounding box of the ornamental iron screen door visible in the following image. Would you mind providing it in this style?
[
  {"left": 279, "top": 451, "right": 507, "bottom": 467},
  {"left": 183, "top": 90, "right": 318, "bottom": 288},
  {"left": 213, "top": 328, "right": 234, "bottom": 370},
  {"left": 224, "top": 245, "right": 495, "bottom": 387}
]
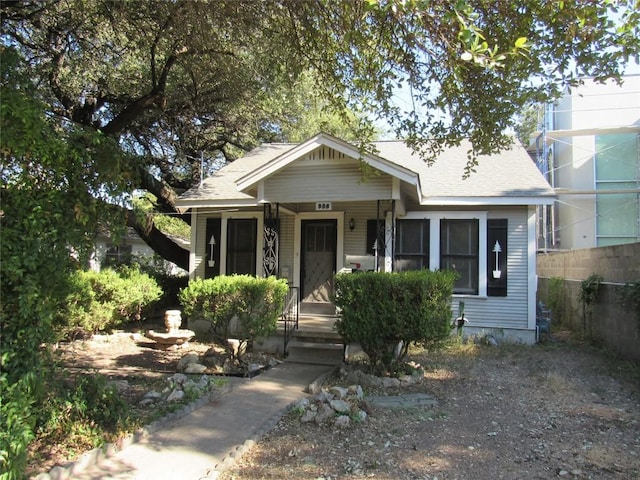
[
  {"left": 301, "top": 220, "right": 337, "bottom": 306},
  {"left": 263, "top": 203, "right": 279, "bottom": 277}
]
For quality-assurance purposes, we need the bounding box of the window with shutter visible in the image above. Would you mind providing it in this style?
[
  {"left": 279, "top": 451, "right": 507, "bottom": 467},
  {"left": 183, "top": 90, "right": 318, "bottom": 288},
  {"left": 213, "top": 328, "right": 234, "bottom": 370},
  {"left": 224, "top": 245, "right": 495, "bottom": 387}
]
[
  {"left": 226, "top": 218, "right": 257, "bottom": 275},
  {"left": 440, "top": 219, "right": 479, "bottom": 294},
  {"left": 395, "top": 219, "right": 430, "bottom": 271}
]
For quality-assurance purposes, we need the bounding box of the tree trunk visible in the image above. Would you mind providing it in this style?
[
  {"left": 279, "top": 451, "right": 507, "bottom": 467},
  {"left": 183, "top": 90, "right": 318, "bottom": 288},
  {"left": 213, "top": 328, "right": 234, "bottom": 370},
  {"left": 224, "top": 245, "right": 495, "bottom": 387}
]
[{"left": 126, "top": 210, "right": 190, "bottom": 271}]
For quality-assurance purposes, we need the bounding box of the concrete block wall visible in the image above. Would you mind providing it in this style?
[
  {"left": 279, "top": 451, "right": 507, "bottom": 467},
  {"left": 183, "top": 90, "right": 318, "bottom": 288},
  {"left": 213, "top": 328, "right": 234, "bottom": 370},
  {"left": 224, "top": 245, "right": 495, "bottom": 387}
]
[
  {"left": 537, "top": 243, "right": 640, "bottom": 284},
  {"left": 536, "top": 242, "right": 640, "bottom": 361}
]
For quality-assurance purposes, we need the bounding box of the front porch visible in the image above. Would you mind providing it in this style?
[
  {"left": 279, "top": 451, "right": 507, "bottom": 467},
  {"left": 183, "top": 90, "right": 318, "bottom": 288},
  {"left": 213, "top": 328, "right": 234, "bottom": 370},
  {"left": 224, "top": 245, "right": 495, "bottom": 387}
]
[{"left": 256, "top": 310, "right": 345, "bottom": 366}]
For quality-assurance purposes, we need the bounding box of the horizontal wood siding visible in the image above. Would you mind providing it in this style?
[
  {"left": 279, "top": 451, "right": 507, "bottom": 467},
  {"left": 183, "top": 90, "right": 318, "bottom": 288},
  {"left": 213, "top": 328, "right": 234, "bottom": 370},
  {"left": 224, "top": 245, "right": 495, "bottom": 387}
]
[
  {"left": 459, "top": 209, "right": 529, "bottom": 330},
  {"left": 343, "top": 202, "right": 381, "bottom": 258},
  {"left": 191, "top": 205, "right": 532, "bottom": 332},
  {"left": 264, "top": 162, "right": 392, "bottom": 202},
  {"left": 278, "top": 214, "right": 295, "bottom": 283},
  {"left": 193, "top": 210, "right": 210, "bottom": 279}
]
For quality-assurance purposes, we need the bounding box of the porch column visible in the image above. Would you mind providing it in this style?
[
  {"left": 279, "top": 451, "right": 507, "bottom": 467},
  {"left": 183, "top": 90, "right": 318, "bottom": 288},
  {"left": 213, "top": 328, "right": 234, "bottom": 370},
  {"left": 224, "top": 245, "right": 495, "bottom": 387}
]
[{"left": 391, "top": 199, "right": 396, "bottom": 271}]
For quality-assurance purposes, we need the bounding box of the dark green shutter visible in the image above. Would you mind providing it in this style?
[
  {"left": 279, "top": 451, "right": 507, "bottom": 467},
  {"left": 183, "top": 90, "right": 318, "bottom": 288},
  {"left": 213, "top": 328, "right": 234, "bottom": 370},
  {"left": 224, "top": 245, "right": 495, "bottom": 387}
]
[
  {"left": 366, "top": 219, "right": 386, "bottom": 255},
  {"left": 205, "top": 218, "right": 221, "bottom": 279},
  {"left": 487, "top": 219, "right": 507, "bottom": 296}
]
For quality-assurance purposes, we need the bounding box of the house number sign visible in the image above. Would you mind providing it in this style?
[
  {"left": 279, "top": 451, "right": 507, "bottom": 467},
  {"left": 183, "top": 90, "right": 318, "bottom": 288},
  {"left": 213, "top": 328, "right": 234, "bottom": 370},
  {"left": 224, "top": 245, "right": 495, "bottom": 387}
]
[{"left": 315, "top": 202, "right": 332, "bottom": 211}]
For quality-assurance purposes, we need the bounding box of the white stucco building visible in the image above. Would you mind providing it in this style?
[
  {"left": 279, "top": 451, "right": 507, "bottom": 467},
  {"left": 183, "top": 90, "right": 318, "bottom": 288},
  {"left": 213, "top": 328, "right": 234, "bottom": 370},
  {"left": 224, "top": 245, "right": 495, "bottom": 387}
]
[{"left": 533, "top": 75, "right": 640, "bottom": 250}]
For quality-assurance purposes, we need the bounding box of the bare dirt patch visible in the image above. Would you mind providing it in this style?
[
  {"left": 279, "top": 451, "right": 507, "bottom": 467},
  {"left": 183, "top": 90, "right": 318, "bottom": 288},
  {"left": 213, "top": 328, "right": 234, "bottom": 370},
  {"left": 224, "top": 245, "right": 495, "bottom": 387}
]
[
  {"left": 44, "top": 332, "right": 640, "bottom": 480},
  {"left": 220, "top": 335, "right": 640, "bottom": 480},
  {"left": 53, "top": 331, "right": 214, "bottom": 404},
  {"left": 54, "top": 330, "right": 212, "bottom": 376}
]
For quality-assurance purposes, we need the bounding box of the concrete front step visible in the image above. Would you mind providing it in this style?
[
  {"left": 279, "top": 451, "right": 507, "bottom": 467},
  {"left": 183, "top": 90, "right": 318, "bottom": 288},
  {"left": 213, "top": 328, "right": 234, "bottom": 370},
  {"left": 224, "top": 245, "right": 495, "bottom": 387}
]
[
  {"left": 291, "top": 331, "right": 341, "bottom": 344},
  {"left": 285, "top": 341, "right": 344, "bottom": 366}
]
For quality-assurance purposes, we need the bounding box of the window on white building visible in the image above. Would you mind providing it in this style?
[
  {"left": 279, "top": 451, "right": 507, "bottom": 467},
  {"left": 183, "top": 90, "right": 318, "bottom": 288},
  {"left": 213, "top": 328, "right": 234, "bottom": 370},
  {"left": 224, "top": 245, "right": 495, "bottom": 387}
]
[
  {"left": 595, "top": 134, "right": 640, "bottom": 246},
  {"left": 391, "top": 213, "right": 509, "bottom": 297},
  {"left": 104, "top": 243, "right": 132, "bottom": 266}
]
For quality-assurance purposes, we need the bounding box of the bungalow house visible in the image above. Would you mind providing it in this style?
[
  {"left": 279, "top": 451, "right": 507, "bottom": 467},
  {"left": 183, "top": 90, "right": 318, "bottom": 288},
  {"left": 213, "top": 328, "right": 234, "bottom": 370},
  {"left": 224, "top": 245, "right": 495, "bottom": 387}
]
[{"left": 175, "top": 133, "right": 555, "bottom": 345}]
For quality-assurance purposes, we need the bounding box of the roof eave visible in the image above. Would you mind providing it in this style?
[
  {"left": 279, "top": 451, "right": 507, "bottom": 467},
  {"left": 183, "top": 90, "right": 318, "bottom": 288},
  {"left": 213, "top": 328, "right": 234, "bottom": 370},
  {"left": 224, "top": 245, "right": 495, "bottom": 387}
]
[
  {"left": 419, "top": 196, "right": 556, "bottom": 206},
  {"left": 174, "top": 198, "right": 260, "bottom": 214}
]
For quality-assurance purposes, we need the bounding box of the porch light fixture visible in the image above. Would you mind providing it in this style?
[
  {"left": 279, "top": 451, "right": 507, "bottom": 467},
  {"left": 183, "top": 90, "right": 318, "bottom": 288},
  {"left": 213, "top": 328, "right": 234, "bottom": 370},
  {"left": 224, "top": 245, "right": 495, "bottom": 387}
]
[{"left": 349, "top": 218, "right": 355, "bottom": 231}]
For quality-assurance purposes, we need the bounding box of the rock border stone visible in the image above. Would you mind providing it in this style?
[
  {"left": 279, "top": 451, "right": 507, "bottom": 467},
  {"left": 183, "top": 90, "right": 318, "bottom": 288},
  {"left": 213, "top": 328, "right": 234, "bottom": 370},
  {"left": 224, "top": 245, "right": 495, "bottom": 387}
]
[{"left": 30, "top": 381, "right": 232, "bottom": 480}]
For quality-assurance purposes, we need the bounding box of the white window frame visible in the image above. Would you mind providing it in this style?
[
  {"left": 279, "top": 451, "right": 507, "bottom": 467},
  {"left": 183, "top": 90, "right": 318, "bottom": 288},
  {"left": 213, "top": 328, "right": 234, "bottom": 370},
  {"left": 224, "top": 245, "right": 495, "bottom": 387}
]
[
  {"left": 387, "top": 211, "right": 488, "bottom": 297},
  {"left": 220, "top": 212, "right": 264, "bottom": 276}
]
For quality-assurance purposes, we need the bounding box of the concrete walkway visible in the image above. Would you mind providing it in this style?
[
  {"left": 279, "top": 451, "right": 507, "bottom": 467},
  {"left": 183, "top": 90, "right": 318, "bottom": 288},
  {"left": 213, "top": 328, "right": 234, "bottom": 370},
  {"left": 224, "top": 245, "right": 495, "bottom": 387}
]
[{"left": 50, "top": 363, "right": 331, "bottom": 480}]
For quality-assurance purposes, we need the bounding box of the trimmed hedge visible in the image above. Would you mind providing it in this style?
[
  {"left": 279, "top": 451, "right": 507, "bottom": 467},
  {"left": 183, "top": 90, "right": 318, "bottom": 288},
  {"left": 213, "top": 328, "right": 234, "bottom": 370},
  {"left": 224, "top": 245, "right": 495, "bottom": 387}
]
[
  {"left": 179, "top": 275, "right": 289, "bottom": 353},
  {"left": 57, "top": 266, "right": 162, "bottom": 337},
  {"left": 334, "top": 270, "right": 457, "bottom": 373}
]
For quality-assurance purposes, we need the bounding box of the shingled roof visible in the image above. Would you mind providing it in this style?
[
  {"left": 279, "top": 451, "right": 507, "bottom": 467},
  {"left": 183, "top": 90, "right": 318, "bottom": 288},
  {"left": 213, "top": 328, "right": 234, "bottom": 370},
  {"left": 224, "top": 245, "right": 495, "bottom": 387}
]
[{"left": 176, "top": 133, "right": 554, "bottom": 210}]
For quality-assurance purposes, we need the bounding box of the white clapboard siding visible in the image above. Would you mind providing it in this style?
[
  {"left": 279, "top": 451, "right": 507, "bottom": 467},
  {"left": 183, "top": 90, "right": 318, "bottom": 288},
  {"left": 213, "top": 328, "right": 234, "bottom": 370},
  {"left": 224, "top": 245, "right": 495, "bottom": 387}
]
[
  {"left": 193, "top": 206, "right": 530, "bottom": 330},
  {"left": 264, "top": 162, "right": 392, "bottom": 202},
  {"left": 342, "top": 201, "right": 382, "bottom": 257},
  {"left": 278, "top": 213, "right": 295, "bottom": 282},
  {"left": 193, "top": 211, "right": 209, "bottom": 279},
  {"left": 457, "top": 208, "right": 529, "bottom": 330}
]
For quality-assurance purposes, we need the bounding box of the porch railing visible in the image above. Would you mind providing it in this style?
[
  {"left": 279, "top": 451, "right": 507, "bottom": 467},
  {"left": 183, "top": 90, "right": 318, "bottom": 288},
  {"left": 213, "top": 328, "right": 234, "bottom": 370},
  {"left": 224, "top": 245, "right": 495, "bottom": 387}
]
[{"left": 280, "top": 285, "right": 299, "bottom": 357}]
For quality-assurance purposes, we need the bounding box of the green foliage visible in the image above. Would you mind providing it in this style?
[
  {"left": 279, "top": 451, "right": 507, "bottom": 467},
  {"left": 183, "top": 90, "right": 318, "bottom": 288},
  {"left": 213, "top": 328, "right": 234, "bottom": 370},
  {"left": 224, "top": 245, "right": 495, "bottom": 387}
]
[
  {"left": 0, "top": 373, "right": 38, "bottom": 479},
  {"left": 334, "top": 270, "right": 457, "bottom": 374},
  {"left": 32, "top": 373, "right": 135, "bottom": 464},
  {"left": 179, "top": 276, "right": 243, "bottom": 335},
  {"left": 179, "top": 275, "right": 289, "bottom": 353},
  {"left": 1, "top": 46, "right": 132, "bottom": 479},
  {"left": 515, "top": 103, "right": 545, "bottom": 147},
  {"left": 58, "top": 267, "right": 162, "bottom": 337},
  {"left": 133, "top": 193, "right": 190, "bottom": 240},
  {"left": 2, "top": 0, "right": 638, "bottom": 271},
  {"left": 579, "top": 274, "right": 603, "bottom": 307},
  {"left": 134, "top": 258, "right": 189, "bottom": 315},
  {"left": 547, "top": 277, "right": 566, "bottom": 325},
  {"left": 289, "top": 0, "right": 640, "bottom": 173}
]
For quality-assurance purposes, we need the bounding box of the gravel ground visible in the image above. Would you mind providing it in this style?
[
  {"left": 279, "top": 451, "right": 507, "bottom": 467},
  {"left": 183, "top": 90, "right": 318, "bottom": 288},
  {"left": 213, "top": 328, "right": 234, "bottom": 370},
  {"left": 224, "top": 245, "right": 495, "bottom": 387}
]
[{"left": 220, "top": 334, "right": 640, "bottom": 480}]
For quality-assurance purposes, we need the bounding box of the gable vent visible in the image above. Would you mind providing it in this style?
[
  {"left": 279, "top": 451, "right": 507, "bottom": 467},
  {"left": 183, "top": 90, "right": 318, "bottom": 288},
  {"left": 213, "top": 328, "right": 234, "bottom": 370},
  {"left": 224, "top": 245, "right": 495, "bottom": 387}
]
[{"left": 304, "top": 146, "right": 347, "bottom": 161}]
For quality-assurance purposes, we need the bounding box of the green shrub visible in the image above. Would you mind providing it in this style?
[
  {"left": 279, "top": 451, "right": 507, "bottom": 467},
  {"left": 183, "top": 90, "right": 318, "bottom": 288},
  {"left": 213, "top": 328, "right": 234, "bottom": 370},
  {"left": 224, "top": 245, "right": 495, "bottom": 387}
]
[
  {"left": 32, "top": 372, "right": 135, "bottom": 465},
  {"left": 110, "top": 265, "right": 163, "bottom": 323},
  {"left": 232, "top": 276, "right": 289, "bottom": 343},
  {"left": 179, "top": 275, "right": 288, "bottom": 353},
  {"left": 579, "top": 273, "right": 603, "bottom": 308},
  {"left": 139, "top": 268, "right": 188, "bottom": 317},
  {"left": 179, "top": 276, "right": 243, "bottom": 335},
  {"left": 125, "top": 254, "right": 189, "bottom": 317},
  {"left": 334, "top": 270, "right": 457, "bottom": 374},
  {"left": 0, "top": 372, "right": 38, "bottom": 479},
  {"left": 57, "top": 266, "right": 162, "bottom": 337}
]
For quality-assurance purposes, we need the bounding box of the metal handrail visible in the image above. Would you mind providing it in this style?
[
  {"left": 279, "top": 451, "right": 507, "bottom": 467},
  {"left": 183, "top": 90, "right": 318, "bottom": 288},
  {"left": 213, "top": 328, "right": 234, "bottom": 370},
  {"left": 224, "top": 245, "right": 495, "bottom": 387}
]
[{"left": 280, "top": 285, "right": 299, "bottom": 356}]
